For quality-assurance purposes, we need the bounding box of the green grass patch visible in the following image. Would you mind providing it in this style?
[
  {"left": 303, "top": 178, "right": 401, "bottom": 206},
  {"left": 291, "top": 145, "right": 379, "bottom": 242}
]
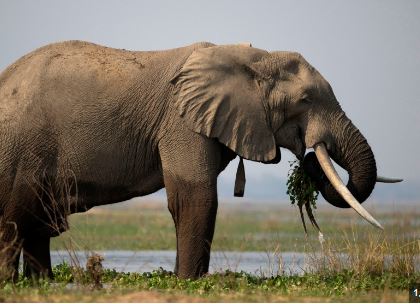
[{"left": 0, "top": 263, "right": 415, "bottom": 302}]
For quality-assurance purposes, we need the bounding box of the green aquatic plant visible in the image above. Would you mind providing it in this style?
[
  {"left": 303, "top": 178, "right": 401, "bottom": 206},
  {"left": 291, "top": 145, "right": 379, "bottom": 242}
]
[{"left": 286, "top": 159, "right": 321, "bottom": 234}]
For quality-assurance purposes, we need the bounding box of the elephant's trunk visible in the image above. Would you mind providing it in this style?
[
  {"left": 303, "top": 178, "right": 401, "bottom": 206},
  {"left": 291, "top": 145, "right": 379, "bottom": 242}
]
[{"left": 303, "top": 113, "right": 377, "bottom": 208}]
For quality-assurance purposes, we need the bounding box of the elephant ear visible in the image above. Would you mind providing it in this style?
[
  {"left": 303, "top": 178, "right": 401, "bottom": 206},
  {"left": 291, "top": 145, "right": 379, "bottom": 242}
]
[{"left": 172, "top": 45, "right": 277, "bottom": 162}]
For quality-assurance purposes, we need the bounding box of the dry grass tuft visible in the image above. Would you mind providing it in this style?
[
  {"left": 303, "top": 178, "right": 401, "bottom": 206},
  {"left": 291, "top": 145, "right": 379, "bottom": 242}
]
[
  {"left": 0, "top": 221, "right": 21, "bottom": 283},
  {"left": 306, "top": 228, "right": 419, "bottom": 278},
  {"left": 86, "top": 253, "right": 104, "bottom": 289}
]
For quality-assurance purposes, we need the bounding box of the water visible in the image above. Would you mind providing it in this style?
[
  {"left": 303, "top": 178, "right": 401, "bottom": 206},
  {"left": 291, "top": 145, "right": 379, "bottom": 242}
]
[
  {"left": 51, "top": 250, "right": 307, "bottom": 276},
  {"left": 51, "top": 250, "right": 420, "bottom": 276}
]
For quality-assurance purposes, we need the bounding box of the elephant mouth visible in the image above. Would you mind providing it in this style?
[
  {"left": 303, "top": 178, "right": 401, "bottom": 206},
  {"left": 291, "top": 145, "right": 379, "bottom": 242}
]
[
  {"left": 274, "top": 124, "right": 306, "bottom": 160},
  {"left": 279, "top": 139, "right": 305, "bottom": 161}
]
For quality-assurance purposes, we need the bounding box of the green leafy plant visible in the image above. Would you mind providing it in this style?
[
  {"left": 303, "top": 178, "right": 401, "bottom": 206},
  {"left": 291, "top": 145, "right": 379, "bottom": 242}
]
[{"left": 286, "top": 159, "right": 321, "bottom": 234}]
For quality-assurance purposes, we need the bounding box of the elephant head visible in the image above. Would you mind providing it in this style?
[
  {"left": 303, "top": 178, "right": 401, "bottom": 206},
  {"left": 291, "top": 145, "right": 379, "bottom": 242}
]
[{"left": 172, "top": 44, "right": 399, "bottom": 229}]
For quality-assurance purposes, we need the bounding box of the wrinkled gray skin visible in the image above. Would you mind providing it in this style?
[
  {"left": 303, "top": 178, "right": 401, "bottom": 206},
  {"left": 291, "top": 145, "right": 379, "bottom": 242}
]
[{"left": 0, "top": 41, "right": 376, "bottom": 280}]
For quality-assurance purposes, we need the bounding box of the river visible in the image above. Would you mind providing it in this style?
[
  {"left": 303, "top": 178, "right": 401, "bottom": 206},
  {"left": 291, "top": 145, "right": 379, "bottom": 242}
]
[
  {"left": 51, "top": 250, "right": 308, "bottom": 276},
  {"left": 51, "top": 250, "right": 420, "bottom": 276}
]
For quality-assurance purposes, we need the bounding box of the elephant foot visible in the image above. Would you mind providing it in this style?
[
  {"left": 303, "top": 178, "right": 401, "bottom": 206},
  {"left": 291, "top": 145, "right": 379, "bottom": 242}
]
[
  {"left": 22, "top": 236, "right": 53, "bottom": 280},
  {"left": 172, "top": 228, "right": 213, "bottom": 279}
]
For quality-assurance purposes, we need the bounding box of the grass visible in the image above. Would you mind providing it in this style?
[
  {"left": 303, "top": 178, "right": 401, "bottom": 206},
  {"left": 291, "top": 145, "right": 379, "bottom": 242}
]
[
  {"left": 2, "top": 199, "right": 419, "bottom": 302},
  {"left": 51, "top": 199, "right": 419, "bottom": 253}
]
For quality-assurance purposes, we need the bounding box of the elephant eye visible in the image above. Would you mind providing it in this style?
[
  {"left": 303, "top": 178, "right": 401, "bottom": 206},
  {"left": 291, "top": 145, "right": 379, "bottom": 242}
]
[{"left": 300, "top": 97, "right": 312, "bottom": 105}]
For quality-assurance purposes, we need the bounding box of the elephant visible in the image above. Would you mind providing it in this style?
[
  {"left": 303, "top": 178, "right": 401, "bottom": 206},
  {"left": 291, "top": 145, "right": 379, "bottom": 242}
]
[{"left": 0, "top": 41, "right": 401, "bottom": 280}]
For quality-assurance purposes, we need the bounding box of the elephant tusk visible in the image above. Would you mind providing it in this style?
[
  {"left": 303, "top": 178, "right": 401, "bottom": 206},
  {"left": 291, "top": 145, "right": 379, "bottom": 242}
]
[
  {"left": 376, "top": 176, "right": 403, "bottom": 183},
  {"left": 313, "top": 143, "right": 384, "bottom": 230}
]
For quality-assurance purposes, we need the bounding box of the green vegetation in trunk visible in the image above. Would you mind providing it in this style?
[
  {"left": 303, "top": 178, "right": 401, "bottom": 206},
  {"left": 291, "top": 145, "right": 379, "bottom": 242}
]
[{"left": 287, "top": 159, "right": 321, "bottom": 233}]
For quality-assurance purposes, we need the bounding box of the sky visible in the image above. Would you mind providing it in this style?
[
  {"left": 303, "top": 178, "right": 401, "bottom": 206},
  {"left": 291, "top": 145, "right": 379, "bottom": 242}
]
[{"left": 0, "top": 0, "right": 419, "bottom": 202}]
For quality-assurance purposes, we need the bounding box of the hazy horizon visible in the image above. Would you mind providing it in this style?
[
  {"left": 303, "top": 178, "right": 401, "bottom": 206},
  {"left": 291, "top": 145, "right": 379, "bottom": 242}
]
[{"left": 0, "top": 0, "right": 418, "bottom": 202}]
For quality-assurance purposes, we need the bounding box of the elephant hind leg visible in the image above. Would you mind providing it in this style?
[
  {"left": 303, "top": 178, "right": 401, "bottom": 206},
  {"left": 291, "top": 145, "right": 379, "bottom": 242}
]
[{"left": 22, "top": 235, "right": 52, "bottom": 280}]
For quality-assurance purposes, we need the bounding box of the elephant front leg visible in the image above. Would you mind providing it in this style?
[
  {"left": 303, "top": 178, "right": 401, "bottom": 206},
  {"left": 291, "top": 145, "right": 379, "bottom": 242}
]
[
  {"left": 159, "top": 129, "right": 224, "bottom": 279},
  {"left": 166, "top": 177, "right": 218, "bottom": 279}
]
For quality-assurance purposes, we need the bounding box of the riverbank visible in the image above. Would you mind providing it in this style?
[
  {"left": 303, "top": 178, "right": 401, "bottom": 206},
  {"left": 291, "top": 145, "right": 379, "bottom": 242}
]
[{"left": 0, "top": 264, "right": 415, "bottom": 302}]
